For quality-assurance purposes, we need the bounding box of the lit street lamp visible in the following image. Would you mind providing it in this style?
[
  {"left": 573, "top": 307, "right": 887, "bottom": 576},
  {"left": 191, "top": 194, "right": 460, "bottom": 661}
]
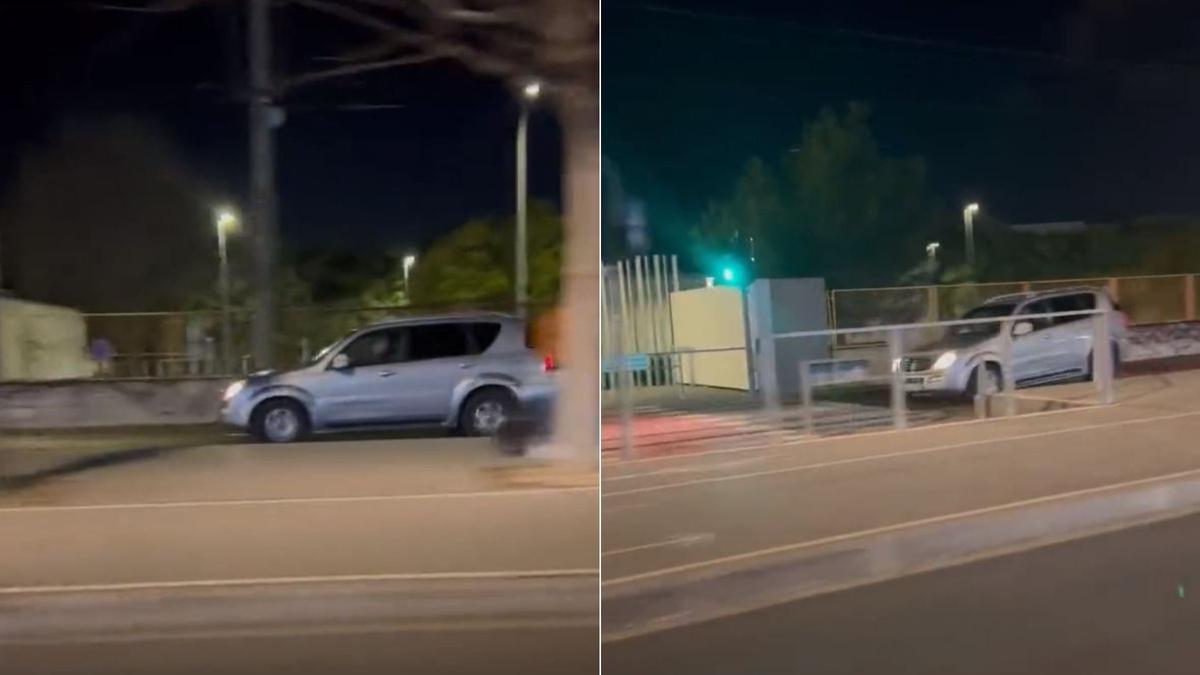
[
  {"left": 215, "top": 209, "right": 238, "bottom": 373},
  {"left": 402, "top": 253, "right": 417, "bottom": 300},
  {"left": 515, "top": 79, "right": 542, "bottom": 316},
  {"left": 926, "top": 241, "right": 940, "bottom": 262},
  {"left": 963, "top": 202, "right": 980, "bottom": 267}
]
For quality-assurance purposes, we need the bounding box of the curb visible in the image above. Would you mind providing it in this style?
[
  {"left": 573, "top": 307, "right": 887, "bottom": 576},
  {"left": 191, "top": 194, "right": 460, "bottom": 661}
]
[
  {"left": 602, "top": 468, "right": 1200, "bottom": 641},
  {"left": 0, "top": 574, "right": 597, "bottom": 643}
]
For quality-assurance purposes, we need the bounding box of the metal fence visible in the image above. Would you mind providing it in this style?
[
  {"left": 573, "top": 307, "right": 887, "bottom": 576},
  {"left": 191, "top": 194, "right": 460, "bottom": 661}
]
[
  {"left": 830, "top": 273, "right": 1200, "bottom": 346},
  {"left": 60, "top": 301, "right": 550, "bottom": 381}
]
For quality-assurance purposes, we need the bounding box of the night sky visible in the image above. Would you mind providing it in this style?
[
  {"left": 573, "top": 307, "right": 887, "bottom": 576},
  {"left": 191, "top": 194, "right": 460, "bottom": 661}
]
[
  {"left": 0, "top": 0, "right": 562, "bottom": 253},
  {"left": 604, "top": 0, "right": 1200, "bottom": 258}
]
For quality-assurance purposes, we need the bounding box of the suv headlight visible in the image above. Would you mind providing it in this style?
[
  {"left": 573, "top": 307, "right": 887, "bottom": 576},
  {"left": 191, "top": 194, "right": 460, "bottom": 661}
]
[
  {"left": 932, "top": 351, "right": 957, "bottom": 370},
  {"left": 223, "top": 380, "right": 246, "bottom": 401}
]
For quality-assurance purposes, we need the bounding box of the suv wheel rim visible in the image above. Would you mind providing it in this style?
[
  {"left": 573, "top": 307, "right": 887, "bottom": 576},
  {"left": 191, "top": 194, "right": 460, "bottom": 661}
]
[
  {"left": 264, "top": 408, "right": 298, "bottom": 442},
  {"left": 473, "top": 400, "right": 507, "bottom": 435}
]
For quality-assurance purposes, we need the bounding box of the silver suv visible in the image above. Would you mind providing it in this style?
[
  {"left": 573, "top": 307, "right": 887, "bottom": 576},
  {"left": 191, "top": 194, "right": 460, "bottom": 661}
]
[
  {"left": 221, "top": 313, "right": 555, "bottom": 443},
  {"left": 898, "top": 287, "right": 1126, "bottom": 397}
]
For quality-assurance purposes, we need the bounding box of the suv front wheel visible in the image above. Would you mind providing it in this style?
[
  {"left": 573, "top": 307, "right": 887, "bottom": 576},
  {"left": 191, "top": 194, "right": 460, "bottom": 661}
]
[{"left": 251, "top": 398, "right": 310, "bottom": 443}]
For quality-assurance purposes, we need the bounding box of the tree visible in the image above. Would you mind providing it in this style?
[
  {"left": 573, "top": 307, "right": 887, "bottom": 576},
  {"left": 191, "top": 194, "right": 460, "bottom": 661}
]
[
  {"left": 406, "top": 201, "right": 562, "bottom": 308},
  {"left": 0, "top": 118, "right": 217, "bottom": 311},
  {"left": 696, "top": 104, "right": 934, "bottom": 286}
]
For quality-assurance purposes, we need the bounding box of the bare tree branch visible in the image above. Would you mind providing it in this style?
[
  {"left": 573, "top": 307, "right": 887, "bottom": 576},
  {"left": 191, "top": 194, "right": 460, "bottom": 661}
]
[
  {"left": 284, "top": 51, "right": 444, "bottom": 91},
  {"left": 290, "top": 0, "right": 423, "bottom": 41}
]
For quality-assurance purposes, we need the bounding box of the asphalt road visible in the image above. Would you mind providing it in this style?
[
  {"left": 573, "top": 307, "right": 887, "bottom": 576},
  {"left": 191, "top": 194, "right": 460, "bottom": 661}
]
[
  {"left": 603, "top": 370, "right": 1200, "bottom": 580},
  {"left": 5, "top": 623, "right": 597, "bottom": 675},
  {"left": 0, "top": 438, "right": 598, "bottom": 674},
  {"left": 606, "top": 509, "right": 1200, "bottom": 675}
]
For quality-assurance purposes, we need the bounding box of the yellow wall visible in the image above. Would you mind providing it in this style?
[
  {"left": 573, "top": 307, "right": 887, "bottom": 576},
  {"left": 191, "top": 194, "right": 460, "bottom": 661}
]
[{"left": 669, "top": 286, "right": 748, "bottom": 390}]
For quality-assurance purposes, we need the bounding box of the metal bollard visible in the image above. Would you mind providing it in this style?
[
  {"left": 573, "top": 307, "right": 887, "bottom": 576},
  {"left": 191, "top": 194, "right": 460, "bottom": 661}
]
[
  {"left": 888, "top": 328, "right": 907, "bottom": 430},
  {"left": 1093, "top": 311, "right": 1114, "bottom": 405}
]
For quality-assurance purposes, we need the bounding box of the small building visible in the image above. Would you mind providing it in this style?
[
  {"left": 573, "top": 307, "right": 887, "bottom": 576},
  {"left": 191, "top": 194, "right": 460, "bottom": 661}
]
[{"left": 0, "top": 297, "right": 95, "bottom": 380}]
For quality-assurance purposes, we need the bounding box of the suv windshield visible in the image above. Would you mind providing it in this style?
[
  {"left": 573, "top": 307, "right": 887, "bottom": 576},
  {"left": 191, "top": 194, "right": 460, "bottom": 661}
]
[{"left": 951, "top": 303, "right": 1016, "bottom": 338}]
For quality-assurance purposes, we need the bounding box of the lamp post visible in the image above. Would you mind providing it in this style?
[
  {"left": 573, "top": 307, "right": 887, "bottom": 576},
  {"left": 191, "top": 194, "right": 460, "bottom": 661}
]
[
  {"left": 963, "top": 202, "right": 980, "bottom": 267},
  {"left": 926, "top": 241, "right": 940, "bottom": 263},
  {"left": 216, "top": 210, "right": 238, "bottom": 374},
  {"left": 516, "top": 79, "right": 541, "bottom": 316},
  {"left": 402, "top": 253, "right": 417, "bottom": 301}
]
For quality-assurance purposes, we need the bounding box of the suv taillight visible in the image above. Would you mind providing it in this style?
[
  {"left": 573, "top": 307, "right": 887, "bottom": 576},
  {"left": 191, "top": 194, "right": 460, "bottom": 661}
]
[{"left": 542, "top": 354, "right": 557, "bottom": 372}]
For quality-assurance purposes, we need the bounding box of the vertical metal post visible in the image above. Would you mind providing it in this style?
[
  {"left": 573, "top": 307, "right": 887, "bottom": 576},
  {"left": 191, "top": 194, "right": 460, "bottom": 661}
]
[
  {"left": 249, "top": 0, "right": 277, "bottom": 370},
  {"left": 670, "top": 255, "right": 681, "bottom": 393},
  {"left": 653, "top": 255, "right": 668, "bottom": 385},
  {"left": 1094, "top": 310, "right": 1114, "bottom": 404},
  {"left": 1185, "top": 275, "right": 1195, "bottom": 322},
  {"left": 217, "top": 225, "right": 233, "bottom": 374},
  {"left": 635, "top": 256, "right": 651, "bottom": 387},
  {"left": 515, "top": 102, "right": 529, "bottom": 316},
  {"left": 800, "top": 361, "right": 814, "bottom": 436},
  {"left": 888, "top": 328, "right": 907, "bottom": 429},
  {"left": 1000, "top": 320, "right": 1017, "bottom": 417}
]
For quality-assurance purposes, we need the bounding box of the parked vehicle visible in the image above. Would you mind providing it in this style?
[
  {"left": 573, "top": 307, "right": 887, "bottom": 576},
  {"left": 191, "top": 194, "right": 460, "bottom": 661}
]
[
  {"left": 896, "top": 287, "right": 1126, "bottom": 397},
  {"left": 221, "top": 313, "right": 556, "bottom": 443}
]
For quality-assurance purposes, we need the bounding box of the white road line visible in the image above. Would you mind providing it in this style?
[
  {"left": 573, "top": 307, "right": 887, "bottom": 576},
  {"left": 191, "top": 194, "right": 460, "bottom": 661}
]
[
  {"left": 604, "top": 463, "right": 1200, "bottom": 587},
  {"left": 1, "top": 617, "right": 599, "bottom": 646},
  {"left": 0, "top": 569, "right": 599, "bottom": 596},
  {"left": 0, "top": 486, "right": 597, "bottom": 514},
  {"left": 603, "top": 533, "right": 716, "bottom": 557},
  {"left": 601, "top": 402, "right": 1109, "bottom": 472},
  {"left": 603, "top": 408, "right": 1200, "bottom": 497}
]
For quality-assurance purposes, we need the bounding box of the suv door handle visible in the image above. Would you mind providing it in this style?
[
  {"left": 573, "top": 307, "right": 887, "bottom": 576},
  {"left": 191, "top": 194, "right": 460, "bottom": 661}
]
[{"left": 378, "top": 371, "right": 395, "bottom": 377}]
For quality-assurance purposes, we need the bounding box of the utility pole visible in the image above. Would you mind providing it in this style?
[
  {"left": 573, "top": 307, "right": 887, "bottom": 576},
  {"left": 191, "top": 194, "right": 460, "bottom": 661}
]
[{"left": 248, "top": 0, "right": 277, "bottom": 369}]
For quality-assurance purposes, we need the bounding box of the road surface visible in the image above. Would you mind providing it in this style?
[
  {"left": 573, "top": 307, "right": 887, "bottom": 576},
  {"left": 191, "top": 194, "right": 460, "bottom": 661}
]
[
  {"left": 603, "top": 369, "right": 1200, "bottom": 581},
  {"left": 606, "top": 508, "right": 1200, "bottom": 675},
  {"left": 6, "top": 621, "right": 597, "bottom": 674},
  {"left": 0, "top": 437, "right": 598, "bottom": 673}
]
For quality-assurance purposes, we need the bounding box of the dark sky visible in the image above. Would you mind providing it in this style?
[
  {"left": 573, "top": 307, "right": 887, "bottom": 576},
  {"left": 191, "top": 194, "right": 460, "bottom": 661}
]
[
  {"left": 0, "top": 0, "right": 562, "bottom": 253},
  {"left": 604, "top": 0, "right": 1200, "bottom": 256}
]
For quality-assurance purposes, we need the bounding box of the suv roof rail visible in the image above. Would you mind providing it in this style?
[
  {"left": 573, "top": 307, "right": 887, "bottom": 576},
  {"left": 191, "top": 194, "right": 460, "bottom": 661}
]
[
  {"left": 983, "top": 285, "right": 1107, "bottom": 305},
  {"left": 367, "top": 311, "right": 519, "bottom": 327}
]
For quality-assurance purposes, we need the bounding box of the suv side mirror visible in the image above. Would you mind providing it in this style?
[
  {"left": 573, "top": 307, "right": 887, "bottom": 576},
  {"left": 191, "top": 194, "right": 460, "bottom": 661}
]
[
  {"left": 331, "top": 353, "right": 351, "bottom": 370},
  {"left": 1013, "top": 321, "right": 1034, "bottom": 337}
]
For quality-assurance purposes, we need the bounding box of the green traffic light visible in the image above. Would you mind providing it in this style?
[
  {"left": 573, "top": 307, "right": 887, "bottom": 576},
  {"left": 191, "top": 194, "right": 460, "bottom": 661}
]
[{"left": 721, "top": 267, "right": 735, "bottom": 282}]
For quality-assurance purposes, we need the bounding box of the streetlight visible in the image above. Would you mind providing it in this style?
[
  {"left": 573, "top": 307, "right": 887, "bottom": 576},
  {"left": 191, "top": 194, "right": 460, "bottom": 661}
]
[
  {"left": 963, "top": 202, "right": 980, "bottom": 267},
  {"left": 926, "top": 241, "right": 940, "bottom": 262},
  {"left": 515, "top": 78, "right": 542, "bottom": 316},
  {"left": 215, "top": 209, "right": 239, "bottom": 374},
  {"left": 402, "top": 253, "right": 417, "bottom": 301}
]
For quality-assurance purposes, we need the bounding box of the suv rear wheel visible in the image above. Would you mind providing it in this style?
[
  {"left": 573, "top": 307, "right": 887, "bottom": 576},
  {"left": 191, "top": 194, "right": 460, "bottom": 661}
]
[{"left": 460, "top": 388, "right": 517, "bottom": 437}]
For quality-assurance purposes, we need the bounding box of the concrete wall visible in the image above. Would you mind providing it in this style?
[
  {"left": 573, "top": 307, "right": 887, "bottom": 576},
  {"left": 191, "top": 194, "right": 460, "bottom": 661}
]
[
  {"left": 0, "top": 298, "right": 95, "bottom": 381},
  {"left": 0, "top": 379, "right": 228, "bottom": 429},
  {"left": 670, "top": 286, "right": 748, "bottom": 390}
]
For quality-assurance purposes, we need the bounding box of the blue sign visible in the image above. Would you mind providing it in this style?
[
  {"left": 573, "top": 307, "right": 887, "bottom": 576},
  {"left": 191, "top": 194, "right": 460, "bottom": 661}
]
[{"left": 604, "top": 353, "right": 650, "bottom": 373}]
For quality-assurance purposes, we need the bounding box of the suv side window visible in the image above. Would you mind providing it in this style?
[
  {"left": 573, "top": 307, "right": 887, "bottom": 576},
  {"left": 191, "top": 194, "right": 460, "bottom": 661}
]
[
  {"left": 1048, "top": 293, "right": 1095, "bottom": 325},
  {"left": 466, "top": 322, "right": 502, "bottom": 355},
  {"left": 340, "top": 328, "right": 407, "bottom": 367},
  {"left": 409, "top": 323, "right": 471, "bottom": 361},
  {"left": 1017, "top": 300, "right": 1054, "bottom": 332}
]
